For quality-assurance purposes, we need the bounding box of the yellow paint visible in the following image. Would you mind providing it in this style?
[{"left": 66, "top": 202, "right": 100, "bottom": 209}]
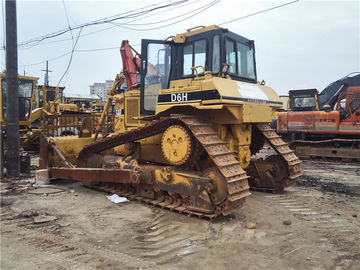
[
  {"left": 161, "top": 125, "right": 192, "bottom": 165},
  {"left": 173, "top": 25, "right": 221, "bottom": 43}
]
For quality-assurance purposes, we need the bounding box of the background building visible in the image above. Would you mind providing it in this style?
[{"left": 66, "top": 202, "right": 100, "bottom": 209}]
[{"left": 89, "top": 80, "right": 114, "bottom": 102}]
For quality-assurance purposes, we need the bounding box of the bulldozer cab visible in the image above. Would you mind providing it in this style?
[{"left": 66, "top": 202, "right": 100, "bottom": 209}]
[
  {"left": 0, "top": 73, "right": 38, "bottom": 125},
  {"left": 140, "top": 26, "right": 257, "bottom": 115},
  {"left": 34, "top": 85, "right": 65, "bottom": 109}
]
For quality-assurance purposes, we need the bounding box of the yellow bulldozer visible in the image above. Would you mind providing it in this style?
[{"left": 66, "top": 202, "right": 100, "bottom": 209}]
[
  {"left": 0, "top": 73, "right": 109, "bottom": 176},
  {"left": 40, "top": 25, "right": 301, "bottom": 219},
  {"left": 0, "top": 73, "right": 39, "bottom": 132},
  {"left": 0, "top": 73, "right": 84, "bottom": 151}
]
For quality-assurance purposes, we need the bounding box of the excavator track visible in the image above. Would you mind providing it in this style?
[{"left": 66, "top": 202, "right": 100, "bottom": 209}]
[
  {"left": 78, "top": 114, "right": 250, "bottom": 218},
  {"left": 252, "top": 123, "right": 302, "bottom": 191},
  {"left": 290, "top": 138, "right": 360, "bottom": 162}
]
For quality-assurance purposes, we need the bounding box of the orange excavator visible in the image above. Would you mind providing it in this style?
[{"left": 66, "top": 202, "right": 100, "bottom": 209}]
[{"left": 277, "top": 74, "right": 360, "bottom": 161}]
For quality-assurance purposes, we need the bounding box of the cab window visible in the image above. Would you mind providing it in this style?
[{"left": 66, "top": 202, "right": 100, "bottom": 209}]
[
  {"left": 1, "top": 79, "right": 33, "bottom": 121},
  {"left": 226, "top": 38, "right": 256, "bottom": 81},
  {"left": 94, "top": 105, "right": 103, "bottom": 113},
  {"left": 225, "top": 39, "right": 236, "bottom": 74},
  {"left": 183, "top": 44, "right": 193, "bottom": 76},
  {"left": 237, "top": 42, "right": 255, "bottom": 80},
  {"left": 212, "top": 35, "right": 220, "bottom": 73},
  {"left": 39, "top": 89, "right": 43, "bottom": 107},
  {"left": 58, "top": 91, "right": 63, "bottom": 102},
  {"left": 144, "top": 43, "right": 171, "bottom": 112},
  {"left": 350, "top": 93, "right": 360, "bottom": 112},
  {"left": 183, "top": 39, "right": 207, "bottom": 76},
  {"left": 46, "top": 90, "right": 55, "bottom": 102},
  {"left": 294, "top": 97, "right": 316, "bottom": 108},
  {"left": 18, "top": 80, "right": 33, "bottom": 98},
  {"left": 194, "top": 40, "right": 206, "bottom": 70}
]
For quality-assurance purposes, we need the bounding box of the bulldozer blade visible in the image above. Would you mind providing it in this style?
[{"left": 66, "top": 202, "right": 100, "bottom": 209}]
[{"left": 49, "top": 167, "right": 136, "bottom": 184}]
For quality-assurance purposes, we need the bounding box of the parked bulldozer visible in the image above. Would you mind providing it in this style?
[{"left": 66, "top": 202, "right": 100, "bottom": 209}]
[
  {"left": 1, "top": 73, "right": 39, "bottom": 175},
  {"left": 40, "top": 25, "right": 301, "bottom": 218},
  {"left": 1, "top": 73, "right": 40, "bottom": 132},
  {"left": 0, "top": 73, "right": 107, "bottom": 176},
  {"left": 33, "top": 84, "right": 79, "bottom": 113},
  {"left": 0, "top": 73, "right": 83, "bottom": 144}
]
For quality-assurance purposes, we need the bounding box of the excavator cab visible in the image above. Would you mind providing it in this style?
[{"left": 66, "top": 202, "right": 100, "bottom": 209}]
[
  {"left": 288, "top": 89, "right": 319, "bottom": 112},
  {"left": 140, "top": 25, "right": 257, "bottom": 115},
  {"left": 336, "top": 87, "right": 360, "bottom": 120}
]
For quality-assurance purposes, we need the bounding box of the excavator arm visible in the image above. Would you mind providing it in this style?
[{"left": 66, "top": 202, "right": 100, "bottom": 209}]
[
  {"left": 120, "top": 40, "right": 141, "bottom": 89},
  {"left": 94, "top": 73, "right": 125, "bottom": 140},
  {"left": 120, "top": 40, "right": 159, "bottom": 89},
  {"left": 94, "top": 41, "right": 142, "bottom": 140}
]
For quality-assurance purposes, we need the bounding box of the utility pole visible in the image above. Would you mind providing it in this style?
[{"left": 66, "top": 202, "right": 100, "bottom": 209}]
[
  {"left": 5, "top": 0, "right": 20, "bottom": 178},
  {"left": 42, "top": 60, "right": 52, "bottom": 86}
]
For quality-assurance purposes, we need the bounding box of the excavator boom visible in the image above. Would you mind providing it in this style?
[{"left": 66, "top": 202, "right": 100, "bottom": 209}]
[{"left": 120, "top": 40, "right": 141, "bottom": 89}]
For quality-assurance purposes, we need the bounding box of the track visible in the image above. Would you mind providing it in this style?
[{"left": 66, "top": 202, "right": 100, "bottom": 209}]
[
  {"left": 78, "top": 115, "right": 250, "bottom": 218},
  {"left": 68, "top": 115, "right": 300, "bottom": 218},
  {"left": 87, "top": 182, "right": 219, "bottom": 219},
  {"left": 256, "top": 124, "right": 302, "bottom": 187},
  {"left": 290, "top": 138, "right": 360, "bottom": 162}
]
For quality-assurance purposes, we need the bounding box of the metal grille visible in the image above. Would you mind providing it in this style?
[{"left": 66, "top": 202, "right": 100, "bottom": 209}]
[
  {"left": 126, "top": 99, "right": 139, "bottom": 124},
  {"left": 43, "top": 114, "right": 114, "bottom": 137}
]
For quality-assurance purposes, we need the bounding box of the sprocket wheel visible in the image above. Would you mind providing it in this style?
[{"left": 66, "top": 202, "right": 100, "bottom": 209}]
[
  {"left": 161, "top": 125, "right": 193, "bottom": 165},
  {"left": 203, "top": 167, "right": 228, "bottom": 205},
  {"left": 264, "top": 155, "right": 288, "bottom": 185}
]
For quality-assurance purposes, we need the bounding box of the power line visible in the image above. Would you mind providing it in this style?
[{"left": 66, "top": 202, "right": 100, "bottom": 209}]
[
  {"left": 110, "top": 0, "right": 220, "bottom": 31},
  {"left": 18, "top": 58, "right": 37, "bottom": 75},
  {"left": 111, "top": 0, "right": 217, "bottom": 28},
  {"left": 62, "top": 0, "right": 72, "bottom": 29},
  {"left": 22, "top": 51, "right": 73, "bottom": 67},
  {"left": 18, "top": 0, "right": 187, "bottom": 48},
  {"left": 62, "top": 0, "right": 74, "bottom": 85},
  {"left": 220, "top": 0, "right": 300, "bottom": 25},
  {"left": 19, "top": 25, "right": 118, "bottom": 49},
  {"left": 62, "top": 0, "right": 74, "bottom": 47},
  {"left": 57, "top": 27, "right": 83, "bottom": 87},
  {"left": 4, "top": 0, "right": 302, "bottom": 79},
  {"left": 20, "top": 44, "right": 141, "bottom": 67},
  {"left": 76, "top": 46, "right": 121, "bottom": 52},
  {"left": 117, "top": 0, "right": 201, "bottom": 26},
  {"left": 3, "top": 0, "right": 216, "bottom": 50},
  {"left": 17, "top": 0, "right": 201, "bottom": 50}
]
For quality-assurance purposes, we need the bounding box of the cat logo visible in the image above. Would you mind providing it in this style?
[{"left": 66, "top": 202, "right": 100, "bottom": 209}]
[{"left": 171, "top": 93, "right": 188, "bottom": 102}]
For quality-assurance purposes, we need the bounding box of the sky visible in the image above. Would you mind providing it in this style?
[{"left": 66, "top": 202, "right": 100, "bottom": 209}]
[{"left": 1, "top": 0, "right": 359, "bottom": 96}]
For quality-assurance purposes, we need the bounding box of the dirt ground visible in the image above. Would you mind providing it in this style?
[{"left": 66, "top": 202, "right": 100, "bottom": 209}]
[{"left": 1, "top": 160, "right": 360, "bottom": 270}]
